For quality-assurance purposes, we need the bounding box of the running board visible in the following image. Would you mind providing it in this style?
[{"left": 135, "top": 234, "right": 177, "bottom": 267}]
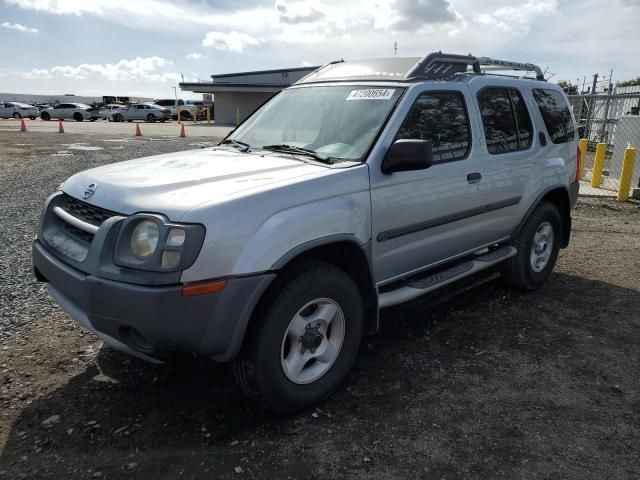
[{"left": 378, "top": 246, "right": 517, "bottom": 309}]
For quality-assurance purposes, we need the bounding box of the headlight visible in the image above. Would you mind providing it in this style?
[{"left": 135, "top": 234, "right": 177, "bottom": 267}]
[
  {"left": 113, "top": 214, "right": 205, "bottom": 272},
  {"left": 130, "top": 220, "right": 159, "bottom": 260}
]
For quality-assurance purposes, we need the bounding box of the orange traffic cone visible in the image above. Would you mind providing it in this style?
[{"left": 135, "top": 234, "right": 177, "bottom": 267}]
[
  {"left": 19, "top": 118, "right": 27, "bottom": 132},
  {"left": 179, "top": 124, "right": 186, "bottom": 138},
  {"left": 58, "top": 120, "right": 64, "bottom": 133},
  {"left": 135, "top": 123, "right": 142, "bottom": 137}
]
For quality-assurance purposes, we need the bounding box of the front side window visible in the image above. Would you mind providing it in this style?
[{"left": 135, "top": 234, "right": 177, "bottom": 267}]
[
  {"left": 532, "top": 89, "right": 575, "bottom": 144},
  {"left": 229, "top": 86, "right": 404, "bottom": 162},
  {"left": 396, "top": 91, "right": 470, "bottom": 162},
  {"left": 478, "top": 88, "right": 532, "bottom": 154}
]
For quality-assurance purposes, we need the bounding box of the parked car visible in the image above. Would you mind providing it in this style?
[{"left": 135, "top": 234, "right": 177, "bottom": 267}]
[
  {"left": 99, "top": 104, "right": 128, "bottom": 121},
  {"left": 154, "top": 99, "right": 198, "bottom": 120},
  {"left": 0, "top": 101, "right": 39, "bottom": 119},
  {"left": 40, "top": 103, "right": 100, "bottom": 122},
  {"left": 33, "top": 52, "right": 580, "bottom": 413},
  {"left": 111, "top": 103, "right": 171, "bottom": 123}
]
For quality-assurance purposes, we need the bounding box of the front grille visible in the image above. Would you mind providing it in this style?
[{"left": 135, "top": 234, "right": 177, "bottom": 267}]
[
  {"left": 61, "top": 194, "right": 117, "bottom": 227},
  {"left": 63, "top": 223, "right": 94, "bottom": 244}
]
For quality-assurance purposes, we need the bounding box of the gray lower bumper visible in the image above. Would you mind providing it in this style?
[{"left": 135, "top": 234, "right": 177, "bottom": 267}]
[{"left": 33, "top": 240, "right": 275, "bottom": 362}]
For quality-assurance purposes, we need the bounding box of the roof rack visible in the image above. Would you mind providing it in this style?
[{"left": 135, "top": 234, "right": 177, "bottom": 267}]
[{"left": 407, "top": 52, "right": 545, "bottom": 81}]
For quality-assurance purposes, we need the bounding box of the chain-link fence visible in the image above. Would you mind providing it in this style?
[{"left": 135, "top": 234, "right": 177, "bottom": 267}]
[{"left": 568, "top": 88, "right": 640, "bottom": 197}]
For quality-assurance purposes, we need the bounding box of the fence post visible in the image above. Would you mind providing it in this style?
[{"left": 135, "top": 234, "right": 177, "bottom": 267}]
[
  {"left": 616, "top": 147, "right": 637, "bottom": 202},
  {"left": 579, "top": 138, "right": 588, "bottom": 179},
  {"left": 591, "top": 142, "right": 607, "bottom": 188}
]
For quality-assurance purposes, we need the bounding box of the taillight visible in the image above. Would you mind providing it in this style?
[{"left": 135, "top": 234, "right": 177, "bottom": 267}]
[{"left": 576, "top": 146, "right": 582, "bottom": 182}]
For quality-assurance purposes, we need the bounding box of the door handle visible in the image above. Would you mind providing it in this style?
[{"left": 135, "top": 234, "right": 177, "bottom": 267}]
[{"left": 467, "top": 172, "right": 482, "bottom": 184}]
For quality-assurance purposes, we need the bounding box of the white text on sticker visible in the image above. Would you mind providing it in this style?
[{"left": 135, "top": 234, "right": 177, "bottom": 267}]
[{"left": 346, "top": 89, "right": 396, "bottom": 101}]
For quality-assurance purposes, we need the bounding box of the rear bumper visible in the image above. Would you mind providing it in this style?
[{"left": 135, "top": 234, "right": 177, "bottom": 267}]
[{"left": 33, "top": 240, "right": 275, "bottom": 362}]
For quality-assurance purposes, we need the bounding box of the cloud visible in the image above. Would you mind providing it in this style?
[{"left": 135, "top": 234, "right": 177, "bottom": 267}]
[
  {"left": 276, "top": 0, "right": 326, "bottom": 24},
  {"left": 475, "top": 0, "right": 557, "bottom": 35},
  {"left": 15, "top": 56, "right": 177, "bottom": 82},
  {"left": 391, "top": 0, "right": 456, "bottom": 31},
  {"left": 186, "top": 52, "right": 204, "bottom": 59},
  {"left": 1, "top": 21, "right": 39, "bottom": 33},
  {"left": 202, "top": 31, "right": 260, "bottom": 52}
]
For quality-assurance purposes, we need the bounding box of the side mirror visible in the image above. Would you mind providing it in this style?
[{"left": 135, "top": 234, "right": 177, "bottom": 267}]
[{"left": 382, "top": 139, "right": 433, "bottom": 174}]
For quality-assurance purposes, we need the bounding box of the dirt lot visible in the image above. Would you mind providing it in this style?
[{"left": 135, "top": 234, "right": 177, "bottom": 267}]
[{"left": 0, "top": 130, "right": 639, "bottom": 479}]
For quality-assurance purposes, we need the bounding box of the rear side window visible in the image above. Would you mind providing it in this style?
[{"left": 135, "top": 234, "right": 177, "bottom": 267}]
[
  {"left": 396, "top": 91, "right": 470, "bottom": 162},
  {"left": 478, "top": 88, "right": 532, "bottom": 154},
  {"left": 532, "top": 89, "right": 575, "bottom": 144}
]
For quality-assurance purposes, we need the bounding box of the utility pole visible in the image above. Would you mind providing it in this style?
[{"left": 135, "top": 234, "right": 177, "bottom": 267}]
[
  {"left": 584, "top": 73, "right": 599, "bottom": 141},
  {"left": 394, "top": 41, "right": 398, "bottom": 57}
]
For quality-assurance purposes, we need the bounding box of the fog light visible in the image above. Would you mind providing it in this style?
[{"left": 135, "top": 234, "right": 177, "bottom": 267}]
[
  {"left": 166, "top": 228, "right": 185, "bottom": 246},
  {"left": 161, "top": 250, "right": 181, "bottom": 268}
]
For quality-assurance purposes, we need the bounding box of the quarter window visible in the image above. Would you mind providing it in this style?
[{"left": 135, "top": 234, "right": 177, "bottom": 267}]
[
  {"left": 532, "top": 89, "right": 575, "bottom": 144},
  {"left": 478, "top": 88, "right": 532, "bottom": 154},
  {"left": 396, "top": 91, "right": 470, "bottom": 162}
]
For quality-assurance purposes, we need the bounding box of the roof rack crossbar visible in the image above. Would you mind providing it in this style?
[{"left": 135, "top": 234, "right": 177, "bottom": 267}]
[{"left": 407, "top": 52, "right": 544, "bottom": 81}]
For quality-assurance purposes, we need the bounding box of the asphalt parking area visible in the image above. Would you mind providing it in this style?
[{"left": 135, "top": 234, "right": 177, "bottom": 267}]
[{"left": 0, "top": 130, "right": 638, "bottom": 479}]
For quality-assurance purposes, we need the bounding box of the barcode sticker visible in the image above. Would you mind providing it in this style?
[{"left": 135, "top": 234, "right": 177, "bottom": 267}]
[{"left": 346, "top": 89, "right": 396, "bottom": 101}]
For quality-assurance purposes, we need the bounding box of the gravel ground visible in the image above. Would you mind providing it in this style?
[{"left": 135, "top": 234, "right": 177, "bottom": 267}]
[
  {"left": 0, "top": 130, "right": 639, "bottom": 479},
  {"left": 0, "top": 131, "right": 221, "bottom": 335}
]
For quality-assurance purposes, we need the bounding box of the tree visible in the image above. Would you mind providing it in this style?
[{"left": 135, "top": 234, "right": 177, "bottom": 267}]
[
  {"left": 557, "top": 80, "right": 578, "bottom": 95},
  {"left": 617, "top": 77, "right": 640, "bottom": 88}
]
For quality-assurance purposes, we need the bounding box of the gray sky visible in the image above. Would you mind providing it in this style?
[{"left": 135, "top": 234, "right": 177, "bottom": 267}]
[{"left": 1, "top": 0, "right": 638, "bottom": 98}]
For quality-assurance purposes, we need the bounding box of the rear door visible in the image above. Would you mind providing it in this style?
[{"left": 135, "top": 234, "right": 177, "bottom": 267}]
[
  {"left": 370, "top": 85, "right": 497, "bottom": 284},
  {"left": 0, "top": 103, "right": 8, "bottom": 117},
  {"left": 473, "top": 85, "right": 537, "bottom": 238}
]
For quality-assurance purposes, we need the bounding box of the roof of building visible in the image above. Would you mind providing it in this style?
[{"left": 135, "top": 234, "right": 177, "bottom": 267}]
[{"left": 210, "top": 65, "right": 320, "bottom": 80}]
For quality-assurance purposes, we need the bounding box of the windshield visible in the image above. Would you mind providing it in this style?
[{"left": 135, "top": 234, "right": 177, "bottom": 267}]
[{"left": 228, "top": 85, "right": 403, "bottom": 161}]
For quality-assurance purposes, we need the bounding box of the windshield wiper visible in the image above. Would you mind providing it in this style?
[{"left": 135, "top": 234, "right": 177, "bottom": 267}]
[
  {"left": 220, "top": 138, "right": 251, "bottom": 152},
  {"left": 261, "top": 144, "right": 335, "bottom": 164}
]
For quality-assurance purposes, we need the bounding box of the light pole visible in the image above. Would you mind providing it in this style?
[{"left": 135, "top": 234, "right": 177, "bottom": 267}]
[{"left": 172, "top": 86, "right": 180, "bottom": 123}]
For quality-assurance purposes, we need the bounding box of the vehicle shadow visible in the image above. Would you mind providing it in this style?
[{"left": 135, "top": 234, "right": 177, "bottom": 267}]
[{"left": 1, "top": 272, "right": 638, "bottom": 479}]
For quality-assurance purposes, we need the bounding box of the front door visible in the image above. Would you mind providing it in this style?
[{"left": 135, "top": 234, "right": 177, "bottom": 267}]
[{"left": 370, "top": 86, "right": 498, "bottom": 285}]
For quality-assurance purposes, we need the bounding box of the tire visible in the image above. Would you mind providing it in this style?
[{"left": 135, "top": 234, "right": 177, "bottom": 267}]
[
  {"left": 41, "top": 112, "right": 50, "bottom": 121},
  {"left": 73, "top": 113, "right": 83, "bottom": 122},
  {"left": 500, "top": 201, "right": 561, "bottom": 290},
  {"left": 13, "top": 112, "right": 21, "bottom": 119},
  {"left": 146, "top": 114, "right": 156, "bottom": 123},
  {"left": 127, "top": 120, "right": 132, "bottom": 123},
  {"left": 29, "top": 116, "right": 36, "bottom": 120},
  {"left": 113, "top": 113, "right": 123, "bottom": 122},
  {"left": 233, "top": 260, "right": 364, "bottom": 413},
  {"left": 89, "top": 118, "right": 96, "bottom": 122}
]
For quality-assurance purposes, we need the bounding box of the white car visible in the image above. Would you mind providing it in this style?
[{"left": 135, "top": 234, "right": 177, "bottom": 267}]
[
  {"left": 40, "top": 103, "right": 100, "bottom": 122},
  {"left": 0, "top": 101, "right": 39, "bottom": 119},
  {"left": 99, "top": 104, "right": 128, "bottom": 121},
  {"left": 154, "top": 99, "right": 196, "bottom": 120},
  {"left": 112, "top": 103, "right": 171, "bottom": 122}
]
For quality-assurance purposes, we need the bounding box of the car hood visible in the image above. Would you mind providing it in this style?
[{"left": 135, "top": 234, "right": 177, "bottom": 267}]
[{"left": 62, "top": 147, "right": 331, "bottom": 220}]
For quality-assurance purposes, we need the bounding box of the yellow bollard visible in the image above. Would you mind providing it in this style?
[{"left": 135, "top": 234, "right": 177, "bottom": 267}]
[
  {"left": 236, "top": 106, "right": 240, "bottom": 126},
  {"left": 591, "top": 142, "right": 607, "bottom": 188},
  {"left": 616, "top": 147, "right": 637, "bottom": 202},
  {"left": 206, "top": 106, "right": 211, "bottom": 124},
  {"left": 579, "top": 138, "right": 588, "bottom": 179}
]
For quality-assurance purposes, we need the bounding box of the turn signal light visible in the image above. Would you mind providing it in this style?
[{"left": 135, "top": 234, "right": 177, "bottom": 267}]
[{"left": 181, "top": 280, "right": 226, "bottom": 296}]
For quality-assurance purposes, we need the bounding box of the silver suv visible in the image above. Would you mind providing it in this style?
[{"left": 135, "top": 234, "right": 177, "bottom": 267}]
[{"left": 33, "top": 53, "right": 580, "bottom": 412}]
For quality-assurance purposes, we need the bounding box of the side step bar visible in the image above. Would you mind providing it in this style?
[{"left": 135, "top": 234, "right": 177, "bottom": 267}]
[{"left": 378, "top": 246, "right": 517, "bottom": 309}]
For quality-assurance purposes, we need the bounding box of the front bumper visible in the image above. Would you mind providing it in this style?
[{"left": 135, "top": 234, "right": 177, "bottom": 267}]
[{"left": 33, "top": 240, "right": 275, "bottom": 362}]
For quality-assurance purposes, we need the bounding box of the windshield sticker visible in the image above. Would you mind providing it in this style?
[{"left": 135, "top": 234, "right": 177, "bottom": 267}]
[{"left": 346, "top": 89, "right": 396, "bottom": 101}]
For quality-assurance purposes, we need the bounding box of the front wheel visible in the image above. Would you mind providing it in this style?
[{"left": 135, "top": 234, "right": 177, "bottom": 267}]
[
  {"left": 41, "top": 112, "right": 50, "bottom": 121},
  {"left": 13, "top": 112, "right": 21, "bottom": 119},
  {"left": 146, "top": 113, "right": 156, "bottom": 123},
  {"left": 500, "top": 201, "right": 561, "bottom": 290},
  {"left": 233, "top": 260, "right": 363, "bottom": 413},
  {"left": 73, "top": 113, "right": 83, "bottom": 122}
]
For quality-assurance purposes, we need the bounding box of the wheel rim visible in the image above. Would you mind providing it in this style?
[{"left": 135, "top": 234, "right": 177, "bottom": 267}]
[
  {"left": 280, "top": 298, "right": 345, "bottom": 385},
  {"left": 530, "top": 221, "right": 554, "bottom": 273},
  {"left": 13, "top": 113, "right": 20, "bottom": 119}
]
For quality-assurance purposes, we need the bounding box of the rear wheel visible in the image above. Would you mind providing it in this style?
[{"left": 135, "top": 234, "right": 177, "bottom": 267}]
[
  {"left": 146, "top": 113, "right": 156, "bottom": 123},
  {"left": 73, "top": 112, "right": 83, "bottom": 122},
  {"left": 233, "top": 260, "right": 363, "bottom": 413},
  {"left": 41, "top": 112, "right": 50, "bottom": 121},
  {"left": 500, "top": 201, "right": 561, "bottom": 290},
  {"left": 13, "top": 112, "right": 21, "bottom": 119}
]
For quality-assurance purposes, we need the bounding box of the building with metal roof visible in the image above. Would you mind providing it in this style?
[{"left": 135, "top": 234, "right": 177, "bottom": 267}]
[{"left": 180, "top": 65, "right": 320, "bottom": 125}]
